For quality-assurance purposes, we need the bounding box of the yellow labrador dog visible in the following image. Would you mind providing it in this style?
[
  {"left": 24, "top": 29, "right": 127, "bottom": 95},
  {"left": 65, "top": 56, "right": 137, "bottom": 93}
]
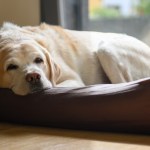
[{"left": 0, "top": 22, "right": 150, "bottom": 95}]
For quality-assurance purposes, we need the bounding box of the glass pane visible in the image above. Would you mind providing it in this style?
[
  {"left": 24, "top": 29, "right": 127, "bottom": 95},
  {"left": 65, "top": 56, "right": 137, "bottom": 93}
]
[
  {"left": 89, "top": 0, "right": 150, "bottom": 20},
  {"left": 86, "top": 0, "right": 150, "bottom": 45}
]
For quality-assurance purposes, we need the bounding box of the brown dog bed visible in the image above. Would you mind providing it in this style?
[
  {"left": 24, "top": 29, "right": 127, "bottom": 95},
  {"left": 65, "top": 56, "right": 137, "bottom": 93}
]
[{"left": 0, "top": 78, "right": 150, "bottom": 134}]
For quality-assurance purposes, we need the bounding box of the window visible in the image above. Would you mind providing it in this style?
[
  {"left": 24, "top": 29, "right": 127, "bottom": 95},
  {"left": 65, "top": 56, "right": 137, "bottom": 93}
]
[
  {"left": 87, "top": 0, "right": 150, "bottom": 45},
  {"left": 89, "top": 0, "right": 147, "bottom": 19},
  {"left": 41, "top": 0, "right": 150, "bottom": 46}
]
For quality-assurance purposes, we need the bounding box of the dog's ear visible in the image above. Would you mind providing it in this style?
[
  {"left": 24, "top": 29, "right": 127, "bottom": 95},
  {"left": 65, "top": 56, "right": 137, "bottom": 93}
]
[
  {"left": 50, "top": 59, "right": 61, "bottom": 86},
  {"left": 43, "top": 49, "right": 61, "bottom": 86}
]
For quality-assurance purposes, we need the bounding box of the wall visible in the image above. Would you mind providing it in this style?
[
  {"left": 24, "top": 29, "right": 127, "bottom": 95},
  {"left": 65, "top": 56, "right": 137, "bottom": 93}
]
[{"left": 0, "top": 0, "right": 40, "bottom": 26}]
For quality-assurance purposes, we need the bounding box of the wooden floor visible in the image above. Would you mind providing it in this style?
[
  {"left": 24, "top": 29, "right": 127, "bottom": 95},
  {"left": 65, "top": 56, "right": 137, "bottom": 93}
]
[{"left": 0, "top": 123, "right": 150, "bottom": 150}]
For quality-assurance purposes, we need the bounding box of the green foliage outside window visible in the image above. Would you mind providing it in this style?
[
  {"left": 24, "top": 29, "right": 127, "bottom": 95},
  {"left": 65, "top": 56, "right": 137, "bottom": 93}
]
[
  {"left": 136, "top": 0, "right": 150, "bottom": 15},
  {"left": 90, "top": 7, "right": 120, "bottom": 19},
  {"left": 90, "top": 0, "right": 150, "bottom": 20}
]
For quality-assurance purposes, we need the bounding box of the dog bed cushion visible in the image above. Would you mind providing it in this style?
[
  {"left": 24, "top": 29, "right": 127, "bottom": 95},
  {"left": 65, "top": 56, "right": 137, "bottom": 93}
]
[{"left": 0, "top": 78, "right": 150, "bottom": 134}]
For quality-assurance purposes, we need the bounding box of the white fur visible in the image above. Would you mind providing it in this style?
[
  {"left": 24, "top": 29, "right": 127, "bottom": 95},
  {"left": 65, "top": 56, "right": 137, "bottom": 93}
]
[{"left": 1, "top": 22, "right": 150, "bottom": 95}]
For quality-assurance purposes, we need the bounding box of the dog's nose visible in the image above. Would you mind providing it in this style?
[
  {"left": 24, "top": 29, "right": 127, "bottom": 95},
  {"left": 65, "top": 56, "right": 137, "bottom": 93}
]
[{"left": 25, "top": 73, "right": 41, "bottom": 83}]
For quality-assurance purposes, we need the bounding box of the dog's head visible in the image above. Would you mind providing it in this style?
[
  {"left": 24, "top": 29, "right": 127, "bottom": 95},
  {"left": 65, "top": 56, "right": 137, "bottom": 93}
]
[{"left": 0, "top": 22, "right": 60, "bottom": 95}]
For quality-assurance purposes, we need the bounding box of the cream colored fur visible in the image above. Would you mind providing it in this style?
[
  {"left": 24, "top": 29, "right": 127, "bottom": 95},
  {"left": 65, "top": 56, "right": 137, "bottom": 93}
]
[{"left": 0, "top": 22, "right": 150, "bottom": 95}]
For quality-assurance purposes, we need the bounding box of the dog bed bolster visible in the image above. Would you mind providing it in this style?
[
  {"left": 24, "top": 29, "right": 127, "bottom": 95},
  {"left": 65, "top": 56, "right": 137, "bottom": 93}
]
[{"left": 0, "top": 78, "right": 150, "bottom": 134}]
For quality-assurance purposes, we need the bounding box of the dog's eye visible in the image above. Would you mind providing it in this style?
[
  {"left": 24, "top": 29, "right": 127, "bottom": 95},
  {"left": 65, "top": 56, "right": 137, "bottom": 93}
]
[
  {"left": 34, "top": 57, "right": 43, "bottom": 64},
  {"left": 7, "top": 64, "right": 18, "bottom": 71}
]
